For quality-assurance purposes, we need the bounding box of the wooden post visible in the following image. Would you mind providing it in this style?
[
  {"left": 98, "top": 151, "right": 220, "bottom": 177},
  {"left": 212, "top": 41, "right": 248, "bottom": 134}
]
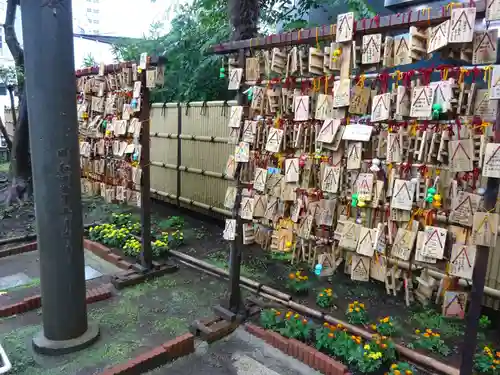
[
  {"left": 459, "top": 104, "right": 500, "bottom": 375},
  {"left": 139, "top": 69, "right": 153, "bottom": 270}
]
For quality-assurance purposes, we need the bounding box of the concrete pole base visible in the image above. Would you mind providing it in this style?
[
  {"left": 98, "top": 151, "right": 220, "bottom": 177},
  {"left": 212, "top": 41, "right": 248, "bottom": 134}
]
[{"left": 32, "top": 323, "right": 100, "bottom": 356}]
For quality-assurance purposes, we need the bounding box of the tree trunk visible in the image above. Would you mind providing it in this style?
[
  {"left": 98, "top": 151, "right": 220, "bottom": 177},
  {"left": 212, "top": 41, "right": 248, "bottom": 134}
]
[
  {"left": 2, "top": 0, "right": 31, "bottom": 204},
  {"left": 228, "top": 0, "right": 259, "bottom": 41},
  {"left": 0, "top": 116, "right": 12, "bottom": 151},
  {"left": 7, "top": 85, "right": 17, "bottom": 130}
]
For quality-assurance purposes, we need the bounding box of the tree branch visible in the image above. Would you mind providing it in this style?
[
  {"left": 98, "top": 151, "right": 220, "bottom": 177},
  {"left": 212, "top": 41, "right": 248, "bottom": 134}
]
[{"left": 4, "top": 0, "right": 24, "bottom": 71}]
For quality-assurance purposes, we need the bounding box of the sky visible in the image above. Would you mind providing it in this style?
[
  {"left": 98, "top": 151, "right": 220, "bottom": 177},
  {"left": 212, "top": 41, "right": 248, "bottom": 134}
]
[{"left": 75, "top": 0, "right": 185, "bottom": 38}]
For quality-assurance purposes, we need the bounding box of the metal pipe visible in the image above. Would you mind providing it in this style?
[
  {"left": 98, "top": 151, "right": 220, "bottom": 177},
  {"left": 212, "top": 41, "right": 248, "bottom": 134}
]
[{"left": 150, "top": 133, "right": 230, "bottom": 144}]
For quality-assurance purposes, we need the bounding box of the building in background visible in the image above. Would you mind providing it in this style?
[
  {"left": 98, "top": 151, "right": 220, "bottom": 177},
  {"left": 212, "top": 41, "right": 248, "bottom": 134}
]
[{"left": 73, "top": 0, "right": 102, "bottom": 35}]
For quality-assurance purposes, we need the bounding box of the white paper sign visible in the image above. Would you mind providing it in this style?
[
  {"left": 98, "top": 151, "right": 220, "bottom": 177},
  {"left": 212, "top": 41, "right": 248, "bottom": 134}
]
[{"left": 342, "top": 124, "right": 373, "bottom": 142}]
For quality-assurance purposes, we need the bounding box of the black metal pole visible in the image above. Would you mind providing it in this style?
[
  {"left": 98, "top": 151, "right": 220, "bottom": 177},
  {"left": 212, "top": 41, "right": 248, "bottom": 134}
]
[
  {"left": 21, "top": 0, "right": 99, "bottom": 354},
  {"left": 228, "top": 49, "right": 246, "bottom": 312},
  {"left": 140, "top": 70, "right": 153, "bottom": 270},
  {"left": 459, "top": 109, "right": 500, "bottom": 375}
]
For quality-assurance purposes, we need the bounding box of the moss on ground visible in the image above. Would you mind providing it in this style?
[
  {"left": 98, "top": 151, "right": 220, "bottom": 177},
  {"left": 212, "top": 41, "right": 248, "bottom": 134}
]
[{"left": 0, "top": 269, "right": 227, "bottom": 375}]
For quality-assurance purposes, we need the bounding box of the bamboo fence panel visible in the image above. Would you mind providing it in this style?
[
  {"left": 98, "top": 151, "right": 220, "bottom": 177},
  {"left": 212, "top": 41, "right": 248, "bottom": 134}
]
[{"left": 150, "top": 101, "right": 235, "bottom": 214}]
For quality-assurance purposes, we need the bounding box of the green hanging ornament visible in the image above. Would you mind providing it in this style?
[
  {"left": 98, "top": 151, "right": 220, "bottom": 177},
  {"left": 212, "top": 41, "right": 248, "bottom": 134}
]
[
  {"left": 219, "top": 66, "right": 225, "bottom": 79},
  {"left": 247, "top": 89, "right": 253, "bottom": 101},
  {"left": 431, "top": 103, "right": 442, "bottom": 120},
  {"left": 425, "top": 195, "right": 434, "bottom": 203},
  {"left": 351, "top": 193, "right": 359, "bottom": 207},
  {"left": 427, "top": 187, "right": 436, "bottom": 195}
]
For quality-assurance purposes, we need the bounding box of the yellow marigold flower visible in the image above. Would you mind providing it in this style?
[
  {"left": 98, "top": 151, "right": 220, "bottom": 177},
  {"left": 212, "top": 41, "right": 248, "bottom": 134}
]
[
  {"left": 319, "top": 293, "right": 324, "bottom": 297},
  {"left": 364, "top": 344, "right": 370, "bottom": 350},
  {"left": 359, "top": 303, "right": 365, "bottom": 308},
  {"left": 355, "top": 308, "right": 360, "bottom": 312},
  {"left": 328, "top": 333, "right": 334, "bottom": 338},
  {"left": 303, "top": 276, "right": 308, "bottom": 280},
  {"left": 426, "top": 329, "right": 432, "bottom": 333},
  {"left": 371, "top": 324, "right": 377, "bottom": 330},
  {"left": 394, "top": 370, "right": 401, "bottom": 375},
  {"left": 323, "top": 322, "right": 329, "bottom": 327},
  {"left": 349, "top": 303, "right": 354, "bottom": 308},
  {"left": 391, "top": 364, "right": 398, "bottom": 369},
  {"left": 294, "top": 314, "right": 299, "bottom": 318},
  {"left": 405, "top": 371, "right": 413, "bottom": 375},
  {"left": 415, "top": 329, "right": 420, "bottom": 334},
  {"left": 349, "top": 309, "right": 353, "bottom": 313},
  {"left": 354, "top": 301, "right": 359, "bottom": 304}
]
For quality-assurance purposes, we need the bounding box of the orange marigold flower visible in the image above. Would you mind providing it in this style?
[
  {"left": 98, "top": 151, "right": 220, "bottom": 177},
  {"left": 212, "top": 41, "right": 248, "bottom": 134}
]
[
  {"left": 289, "top": 273, "right": 295, "bottom": 279},
  {"left": 423, "top": 333, "right": 430, "bottom": 337},
  {"left": 328, "top": 333, "right": 334, "bottom": 338}
]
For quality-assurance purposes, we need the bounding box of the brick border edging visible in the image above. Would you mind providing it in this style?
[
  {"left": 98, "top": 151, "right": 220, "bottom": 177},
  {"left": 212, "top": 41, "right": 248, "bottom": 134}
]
[
  {"left": 84, "top": 239, "right": 135, "bottom": 271},
  {"left": 99, "top": 333, "right": 195, "bottom": 375},
  {"left": 0, "top": 284, "right": 113, "bottom": 318},
  {"left": 245, "top": 323, "right": 349, "bottom": 375},
  {"left": 0, "top": 241, "right": 37, "bottom": 258}
]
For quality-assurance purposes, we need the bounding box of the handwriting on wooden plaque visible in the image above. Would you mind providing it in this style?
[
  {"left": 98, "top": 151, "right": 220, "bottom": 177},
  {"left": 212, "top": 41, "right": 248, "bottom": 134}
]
[
  {"left": 362, "top": 34, "right": 382, "bottom": 64},
  {"left": 336, "top": 12, "right": 354, "bottom": 43},
  {"left": 449, "top": 8, "right": 476, "bottom": 43},
  {"left": 473, "top": 30, "right": 498, "bottom": 64},
  {"left": 410, "top": 86, "right": 434, "bottom": 118},
  {"left": 428, "top": 20, "right": 450, "bottom": 53}
]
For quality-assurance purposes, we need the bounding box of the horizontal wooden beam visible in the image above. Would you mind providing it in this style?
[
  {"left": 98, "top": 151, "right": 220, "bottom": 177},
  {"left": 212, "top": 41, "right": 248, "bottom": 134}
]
[
  {"left": 210, "top": 0, "right": 486, "bottom": 54},
  {"left": 75, "top": 55, "right": 166, "bottom": 77}
]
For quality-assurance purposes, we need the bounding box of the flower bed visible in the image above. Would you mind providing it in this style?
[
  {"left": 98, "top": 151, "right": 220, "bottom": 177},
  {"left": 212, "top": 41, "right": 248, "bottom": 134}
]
[
  {"left": 87, "top": 213, "right": 184, "bottom": 261},
  {"left": 258, "top": 308, "right": 417, "bottom": 375}
]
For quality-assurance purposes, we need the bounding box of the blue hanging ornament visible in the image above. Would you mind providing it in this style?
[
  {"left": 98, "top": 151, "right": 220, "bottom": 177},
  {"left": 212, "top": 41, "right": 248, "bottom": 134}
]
[
  {"left": 131, "top": 98, "right": 138, "bottom": 110},
  {"left": 132, "top": 149, "right": 139, "bottom": 161},
  {"left": 314, "top": 264, "right": 323, "bottom": 276}
]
